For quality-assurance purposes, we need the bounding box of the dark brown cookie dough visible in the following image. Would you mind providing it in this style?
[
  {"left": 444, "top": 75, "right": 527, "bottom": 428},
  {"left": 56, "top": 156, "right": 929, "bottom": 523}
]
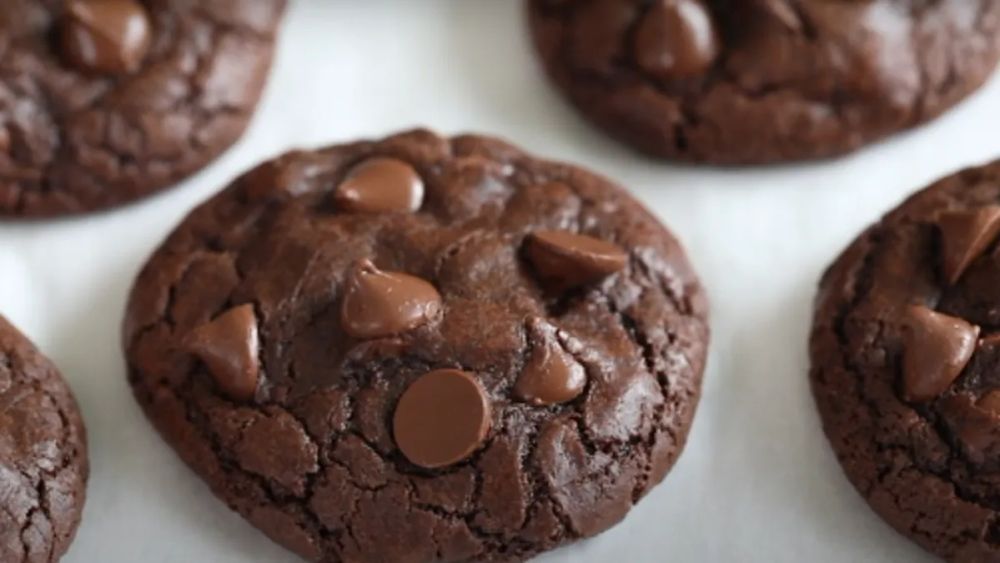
[
  {"left": 811, "top": 160, "right": 1000, "bottom": 561},
  {"left": 528, "top": 0, "right": 1000, "bottom": 164},
  {"left": 0, "top": 316, "right": 88, "bottom": 562},
  {"left": 123, "top": 129, "right": 710, "bottom": 561},
  {"left": 0, "top": 0, "right": 286, "bottom": 217}
]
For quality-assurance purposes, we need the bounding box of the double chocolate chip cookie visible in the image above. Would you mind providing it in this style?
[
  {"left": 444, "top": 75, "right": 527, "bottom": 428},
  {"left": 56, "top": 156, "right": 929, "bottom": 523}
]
[
  {"left": 529, "top": 0, "right": 1000, "bottom": 164},
  {"left": 0, "top": 0, "right": 286, "bottom": 217},
  {"left": 811, "top": 161, "right": 1000, "bottom": 560},
  {"left": 0, "top": 316, "right": 88, "bottom": 562},
  {"left": 123, "top": 129, "right": 710, "bottom": 561}
]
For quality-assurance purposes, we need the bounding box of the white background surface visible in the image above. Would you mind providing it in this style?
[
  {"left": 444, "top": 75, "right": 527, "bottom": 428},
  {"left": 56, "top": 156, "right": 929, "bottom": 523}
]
[{"left": 2, "top": 1, "right": 999, "bottom": 561}]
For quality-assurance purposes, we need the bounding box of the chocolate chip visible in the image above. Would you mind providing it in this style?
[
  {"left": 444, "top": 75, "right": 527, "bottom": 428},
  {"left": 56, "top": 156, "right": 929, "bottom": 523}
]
[
  {"left": 634, "top": 0, "right": 719, "bottom": 80},
  {"left": 61, "top": 0, "right": 152, "bottom": 74},
  {"left": 979, "top": 389, "right": 1000, "bottom": 413},
  {"left": 333, "top": 157, "right": 425, "bottom": 213},
  {"left": 900, "top": 305, "right": 979, "bottom": 403},
  {"left": 393, "top": 369, "right": 492, "bottom": 469},
  {"left": 938, "top": 393, "right": 1000, "bottom": 461},
  {"left": 525, "top": 230, "right": 627, "bottom": 291},
  {"left": 758, "top": 0, "right": 802, "bottom": 32},
  {"left": 340, "top": 260, "right": 442, "bottom": 339},
  {"left": 567, "top": 0, "right": 636, "bottom": 74},
  {"left": 515, "top": 318, "right": 587, "bottom": 406},
  {"left": 187, "top": 304, "right": 260, "bottom": 402},
  {"left": 936, "top": 206, "right": 1000, "bottom": 285}
]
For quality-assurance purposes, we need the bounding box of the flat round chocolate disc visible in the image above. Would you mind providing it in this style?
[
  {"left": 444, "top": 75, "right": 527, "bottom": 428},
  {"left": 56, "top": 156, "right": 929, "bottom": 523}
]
[{"left": 393, "top": 369, "right": 492, "bottom": 469}]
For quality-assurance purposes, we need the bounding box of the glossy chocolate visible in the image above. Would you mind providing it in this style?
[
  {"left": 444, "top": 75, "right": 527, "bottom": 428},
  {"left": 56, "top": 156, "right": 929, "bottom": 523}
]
[{"left": 393, "top": 369, "right": 492, "bottom": 469}]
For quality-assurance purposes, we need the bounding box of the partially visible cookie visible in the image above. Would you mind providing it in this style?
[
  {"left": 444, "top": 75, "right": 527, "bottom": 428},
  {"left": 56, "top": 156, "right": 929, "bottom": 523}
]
[
  {"left": 528, "top": 0, "right": 1000, "bottom": 164},
  {"left": 0, "top": 316, "right": 88, "bottom": 562},
  {"left": 123, "top": 129, "right": 710, "bottom": 561},
  {"left": 0, "top": 0, "right": 287, "bottom": 217},
  {"left": 811, "top": 160, "right": 1000, "bottom": 560}
]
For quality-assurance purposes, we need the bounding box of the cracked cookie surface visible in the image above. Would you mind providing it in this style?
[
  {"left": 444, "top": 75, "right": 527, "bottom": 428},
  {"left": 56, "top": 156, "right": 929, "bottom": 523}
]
[
  {"left": 0, "top": 315, "right": 88, "bottom": 563},
  {"left": 528, "top": 0, "right": 1000, "bottom": 164},
  {"left": 0, "top": 0, "right": 286, "bottom": 217},
  {"left": 811, "top": 160, "right": 1000, "bottom": 561},
  {"left": 123, "top": 129, "right": 710, "bottom": 562}
]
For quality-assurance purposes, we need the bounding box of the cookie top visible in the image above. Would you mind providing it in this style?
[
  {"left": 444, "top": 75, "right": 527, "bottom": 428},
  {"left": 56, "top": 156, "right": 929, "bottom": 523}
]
[
  {"left": 0, "top": 0, "right": 286, "bottom": 217},
  {"left": 0, "top": 316, "right": 88, "bottom": 562},
  {"left": 123, "top": 129, "right": 709, "bottom": 561},
  {"left": 811, "top": 160, "right": 1000, "bottom": 560},
  {"left": 528, "top": 0, "right": 1000, "bottom": 164}
]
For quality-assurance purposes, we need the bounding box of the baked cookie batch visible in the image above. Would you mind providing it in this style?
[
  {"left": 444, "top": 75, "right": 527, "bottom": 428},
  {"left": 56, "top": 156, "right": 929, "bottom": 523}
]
[{"left": 1, "top": 1, "right": 999, "bottom": 562}]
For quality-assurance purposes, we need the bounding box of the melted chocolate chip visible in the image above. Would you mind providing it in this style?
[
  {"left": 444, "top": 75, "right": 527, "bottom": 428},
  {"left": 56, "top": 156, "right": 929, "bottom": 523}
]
[
  {"left": 634, "top": 0, "right": 719, "bottom": 80},
  {"left": 936, "top": 206, "right": 1000, "bottom": 285},
  {"left": 525, "top": 230, "right": 627, "bottom": 291},
  {"left": 979, "top": 389, "right": 1000, "bottom": 413},
  {"left": 393, "top": 369, "right": 492, "bottom": 469},
  {"left": 187, "top": 304, "right": 260, "bottom": 402},
  {"left": 60, "top": 0, "right": 152, "bottom": 74},
  {"left": 900, "top": 305, "right": 979, "bottom": 403},
  {"left": 939, "top": 393, "right": 1000, "bottom": 462},
  {"left": 757, "top": 0, "right": 802, "bottom": 31},
  {"left": 333, "top": 157, "right": 425, "bottom": 213},
  {"left": 514, "top": 318, "right": 587, "bottom": 406},
  {"left": 340, "top": 260, "right": 442, "bottom": 339}
]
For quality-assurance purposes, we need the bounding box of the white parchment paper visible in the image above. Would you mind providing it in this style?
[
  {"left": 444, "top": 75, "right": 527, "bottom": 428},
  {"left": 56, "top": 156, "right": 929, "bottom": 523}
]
[{"left": 3, "top": 1, "right": 999, "bottom": 561}]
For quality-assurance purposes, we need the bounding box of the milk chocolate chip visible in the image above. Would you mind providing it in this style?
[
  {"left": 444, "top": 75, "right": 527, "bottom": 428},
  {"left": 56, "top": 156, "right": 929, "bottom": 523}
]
[
  {"left": 936, "top": 206, "right": 1000, "bottom": 285},
  {"left": 188, "top": 304, "right": 260, "bottom": 402},
  {"left": 634, "top": 0, "right": 719, "bottom": 79},
  {"left": 340, "top": 260, "right": 442, "bottom": 339},
  {"left": 333, "top": 157, "right": 425, "bottom": 213},
  {"left": 514, "top": 318, "right": 587, "bottom": 406},
  {"left": 525, "top": 230, "right": 627, "bottom": 291},
  {"left": 61, "top": 0, "right": 152, "bottom": 74},
  {"left": 938, "top": 393, "right": 1000, "bottom": 460},
  {"left": 757, "top": 0, "right": 802, "bottom": 31},
  {"left": 567, "top": 0, "right": 635, "bottom": 74},
  {"left": 900, "top": 305, "right": 979, "bottom": 403},
  {"left": 976, "top": 391, "right": 1000, "bottom": 416},
  {"left": 393, "top": 369, "right": 492, "bottom": 468}
]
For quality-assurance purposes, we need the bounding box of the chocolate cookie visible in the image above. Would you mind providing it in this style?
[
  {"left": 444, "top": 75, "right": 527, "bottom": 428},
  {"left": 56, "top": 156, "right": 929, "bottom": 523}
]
[
  {"left": 528, "top": 0, "right": 1000, "bottom": 164},
  {"left": 0, "top": 316, "right": 88, "bottom": 562},
  {"left": 810, "top": 160, "right": 1000, "bottom": 560},
  {"left": 123, "top": 129, "right": 709, "bottom": 561},
  {"left": 0, "top": 0, "right": 286, "bottom": 217}
]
